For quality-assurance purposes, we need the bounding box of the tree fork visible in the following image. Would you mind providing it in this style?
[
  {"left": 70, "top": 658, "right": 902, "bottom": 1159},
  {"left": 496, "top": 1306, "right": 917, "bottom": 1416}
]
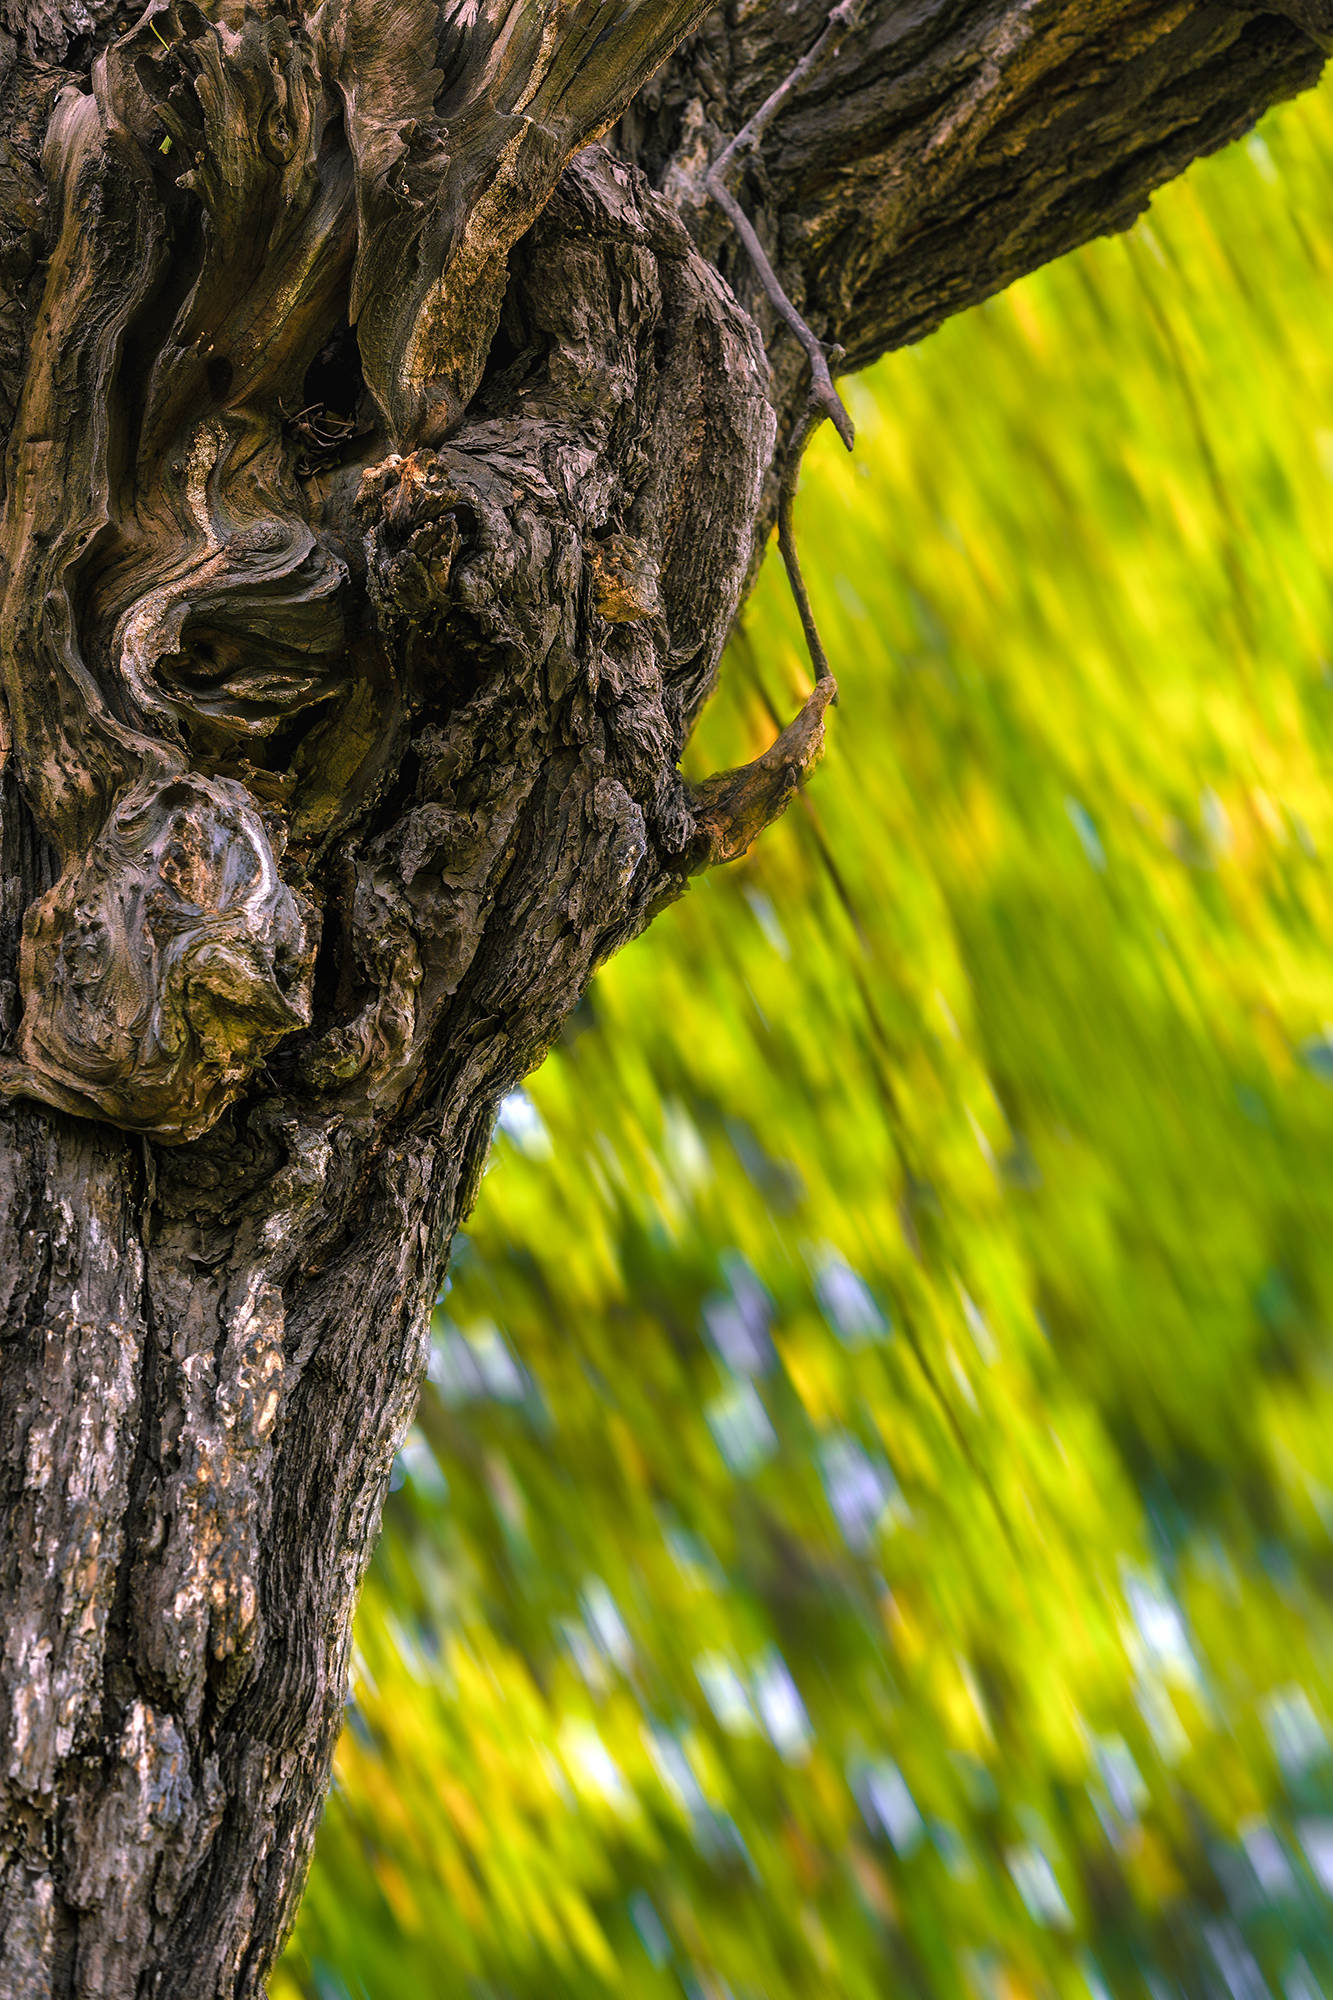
[{"left": 0, "top": 3, "right": 1325, "bottom": 1994}]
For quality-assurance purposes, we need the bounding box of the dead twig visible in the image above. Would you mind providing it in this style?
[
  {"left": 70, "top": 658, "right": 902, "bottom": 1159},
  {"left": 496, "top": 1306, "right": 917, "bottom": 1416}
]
[
  {"left": 705, "top": 0, "right": 864, "bottom": 451},
  {"left": 778, "top": 395, "right": 841, "bottom": 694},
  {"left": 706, "top": 1, "right": 864, "bottom": 701}
]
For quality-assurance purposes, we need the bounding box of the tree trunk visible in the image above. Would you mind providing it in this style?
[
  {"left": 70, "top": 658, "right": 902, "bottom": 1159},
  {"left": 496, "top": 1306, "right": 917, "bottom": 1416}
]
[{"left": 0, "top": 2, "right": 1324, "bottom": 1994}]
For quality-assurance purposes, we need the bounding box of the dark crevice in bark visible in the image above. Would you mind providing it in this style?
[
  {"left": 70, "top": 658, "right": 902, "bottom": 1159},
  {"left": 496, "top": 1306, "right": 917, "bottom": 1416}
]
[{"left": 100, "top": 1239, "right": 159, "bottom": 1737}]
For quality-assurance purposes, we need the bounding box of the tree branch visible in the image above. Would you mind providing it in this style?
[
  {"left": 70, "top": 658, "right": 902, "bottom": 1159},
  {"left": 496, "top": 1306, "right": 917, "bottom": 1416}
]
[{"left": 623, "top": 2, "right": 1327, "bottom": 452}]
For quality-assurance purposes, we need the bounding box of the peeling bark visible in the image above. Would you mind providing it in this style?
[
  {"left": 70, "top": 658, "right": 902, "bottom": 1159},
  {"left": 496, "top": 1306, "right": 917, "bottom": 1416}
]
[{"left": 0, "top": 3, "right": 1324, "bottom": 1994}]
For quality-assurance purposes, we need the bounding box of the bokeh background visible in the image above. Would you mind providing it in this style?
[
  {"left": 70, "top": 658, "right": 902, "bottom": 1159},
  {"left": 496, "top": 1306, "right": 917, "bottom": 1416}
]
[{"left": 277, "top": 72, "right": 1333, "bottom": 2000}]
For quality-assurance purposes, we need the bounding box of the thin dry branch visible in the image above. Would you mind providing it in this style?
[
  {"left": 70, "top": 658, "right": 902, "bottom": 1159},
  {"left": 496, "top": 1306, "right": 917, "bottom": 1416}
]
[{"left": 705, "top": 0, "right": 865, "bottom": 450}]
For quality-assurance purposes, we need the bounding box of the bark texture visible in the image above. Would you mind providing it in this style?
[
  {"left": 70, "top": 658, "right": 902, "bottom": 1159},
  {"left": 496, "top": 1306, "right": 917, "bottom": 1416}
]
[{"left": 0, "top": 2, "right": 1325, "bottom": 1994}]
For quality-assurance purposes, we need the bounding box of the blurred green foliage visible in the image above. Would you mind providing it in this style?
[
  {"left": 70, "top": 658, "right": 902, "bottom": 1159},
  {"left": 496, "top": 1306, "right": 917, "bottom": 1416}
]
[{"left": 278, "top": 79, "right": 1333, "bottom": 2000}]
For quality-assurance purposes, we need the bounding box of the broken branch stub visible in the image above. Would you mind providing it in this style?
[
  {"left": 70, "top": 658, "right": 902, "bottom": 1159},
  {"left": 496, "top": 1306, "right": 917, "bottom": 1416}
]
[{"left": 689, "top": 677, "right": 836, "bottom": 870}]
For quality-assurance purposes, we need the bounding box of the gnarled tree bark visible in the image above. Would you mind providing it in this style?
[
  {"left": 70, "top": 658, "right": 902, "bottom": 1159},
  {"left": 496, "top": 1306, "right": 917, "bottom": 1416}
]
[{"left": 0, "top": 2, "right": 1325, "bottom": 1993}]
